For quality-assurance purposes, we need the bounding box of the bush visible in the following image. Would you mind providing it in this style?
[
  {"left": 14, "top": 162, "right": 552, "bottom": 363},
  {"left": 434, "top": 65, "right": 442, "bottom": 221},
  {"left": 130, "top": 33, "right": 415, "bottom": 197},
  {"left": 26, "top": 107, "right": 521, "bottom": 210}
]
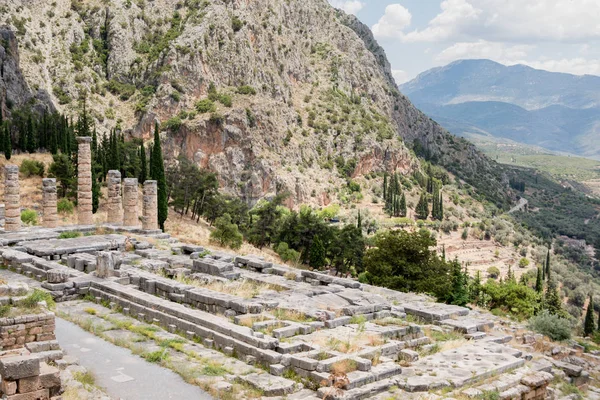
[
  {"left": 231, "top": 16, "right": 244, "bottom": 32},
  {"left": 237, "top": 85, "right": 256, "bottom": 95},
  {"left": 164, "top": 116, "right": 182, "bottom": 131},
  {"left": 57, "top": 198, "right": 74, "bottom": 214},
  {"left": 21, "top": 289, "right": 55, "bottom": 310},
  {"left": 518, "top": 258, "right": 530, "bottom": 268},
  {"left": 487, "top": 266, "right": 500, "bottom": 279},
  {"left": 20, "top": 210, "right": 38, "bottom": 225},
  {"left": 275, "top": 242, "right": 300, "bottom": 263},
  {"left": 20, "top": 160, "right": 45, "bottom": 177},
  {"left": 195, "top": 99, "right": 215, "bottom": 113},
  {"left": 528, "top": 310, "right": 572, "bottom": 341},
  {"left": 59, "top": 231, "right": 81, "bottom": 239},
  {"left": 209, "top": 213, "right": 243, "bottom": 250}
]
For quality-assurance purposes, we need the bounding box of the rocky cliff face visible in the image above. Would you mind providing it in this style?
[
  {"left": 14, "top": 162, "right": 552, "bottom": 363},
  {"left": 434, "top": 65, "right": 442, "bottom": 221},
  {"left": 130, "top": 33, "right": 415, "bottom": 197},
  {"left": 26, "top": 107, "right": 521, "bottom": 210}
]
[{"left": 0, "top": 0, "right": 510, "bottom": 207}]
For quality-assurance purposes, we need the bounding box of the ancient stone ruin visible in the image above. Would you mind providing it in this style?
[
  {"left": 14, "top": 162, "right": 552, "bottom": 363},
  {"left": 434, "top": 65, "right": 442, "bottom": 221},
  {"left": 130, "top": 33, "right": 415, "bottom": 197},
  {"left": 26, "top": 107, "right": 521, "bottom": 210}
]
[
  {"left": 76, "top": 136, "right": 93, "bottom": 226},
  {"left": 4, "top": 165, "right": 20, "bottom": 232},
  {"left": 0, "top": 139, "right": 594, "bottom": 399}
]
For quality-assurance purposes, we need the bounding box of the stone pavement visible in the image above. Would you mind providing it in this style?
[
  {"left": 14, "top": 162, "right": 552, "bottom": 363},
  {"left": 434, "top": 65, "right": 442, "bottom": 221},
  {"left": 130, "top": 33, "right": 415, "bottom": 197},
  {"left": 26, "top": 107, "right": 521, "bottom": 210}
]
[{"left": 55, "top": 318, "right": 213, "bottom": 400}]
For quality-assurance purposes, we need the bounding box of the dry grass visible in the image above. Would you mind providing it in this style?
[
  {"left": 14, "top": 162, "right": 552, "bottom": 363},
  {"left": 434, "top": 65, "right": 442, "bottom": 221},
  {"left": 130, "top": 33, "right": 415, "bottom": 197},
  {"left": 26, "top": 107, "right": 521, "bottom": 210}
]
[
  {"left": 188, "top": 279, "right": 285, "bottom": 299},
  {"left": 438, "top": 338, "right": 468, "bottom": 352},
  {"left": 165, "top": 214, "right": 281, "bottom": 262},
  {"left": 331, "top": 359, "right": 357, "bottom": 374}
]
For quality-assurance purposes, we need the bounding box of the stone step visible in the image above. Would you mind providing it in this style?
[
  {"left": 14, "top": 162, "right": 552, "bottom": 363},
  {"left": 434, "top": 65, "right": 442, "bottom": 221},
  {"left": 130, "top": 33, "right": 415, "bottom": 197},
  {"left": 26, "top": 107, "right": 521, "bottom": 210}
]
[{"left": 25, "top": 340, "right": 60, "bottom": 353}]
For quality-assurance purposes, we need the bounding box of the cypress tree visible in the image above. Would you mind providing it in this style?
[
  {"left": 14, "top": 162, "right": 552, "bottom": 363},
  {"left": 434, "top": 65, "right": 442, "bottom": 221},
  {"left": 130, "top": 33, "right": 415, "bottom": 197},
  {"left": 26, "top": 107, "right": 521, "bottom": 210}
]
[
  {"left": 357, "top": 210, "right": 362, "bottom": 230},
  {"left": 545, "top": 249, "right": 551, "bottom": 280},
  {"left": 399, "top": 192, "right": 407, "bottom": 217},
  {"left": 416, "top": 193, "right": 429, "bottom": 220},
  {"left": 584, "top": 294, "right": 596, "bottom": 337},
  {"left": 439, "top": 193, "right": 444, "bottom": 220},
  {"left": 4, "top": 125, "right": 11, "bottom": 160},
  {"left": 309, "top": 235, "right": 326, "bottom": 269},
  {"left": 535, "top": 266, "right": 543, "bottom": 293},
  {"left": 383, "top": 173, "right": 388, "bottom": 202},
  {"left": 139, "top": 143, "right": 147, "bottom": 183},
  {"left": 151, "top": 123, "right": 168, "bottom": 231},
  {"left": 544, "top": 279, "right": 564, "bottom": 316}
]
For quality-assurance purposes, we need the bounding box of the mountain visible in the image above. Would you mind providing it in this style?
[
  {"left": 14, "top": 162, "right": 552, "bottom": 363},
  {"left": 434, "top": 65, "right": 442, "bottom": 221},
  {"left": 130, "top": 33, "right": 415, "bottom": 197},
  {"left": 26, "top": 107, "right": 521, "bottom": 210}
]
[
  {"left": 400, "top": 59, "right": 600, "bottom": 159},
  {"left": 0, "top": 0, "right": 510, "bottom": 207}
]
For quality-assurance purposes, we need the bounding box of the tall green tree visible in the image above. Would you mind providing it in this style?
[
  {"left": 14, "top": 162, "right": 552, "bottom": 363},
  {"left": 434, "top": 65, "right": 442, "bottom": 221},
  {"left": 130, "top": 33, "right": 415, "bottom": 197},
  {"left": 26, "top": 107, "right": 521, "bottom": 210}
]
[
  {"left": 584, "top": 294, "right": 596, "bottom": 336},
  {"left": 535, "top": 266, "right": 543, "bottom": 293},
  {"left": 247, "top": 193, "right": 287, "bottom": 248},
  {"left": 543, "top": 279, "right": 564, "bottom": 317},
  {"left": 415, "top": 192, "right": 429, "bottom": 220},
  {"left": 309, "top": 235, "right": 327, "bottom": 269},
  {"left": 3, "top": 124, "right": 10, "bottom": 160},
  {"left": 545, "top": 249, "right": 551, "bottom": 281},
  {"left": 150, "top": 123, "right": 168, "bottom": 231},
  {"left": 139, "top": 143, "right": 147, "bottom": 184}
]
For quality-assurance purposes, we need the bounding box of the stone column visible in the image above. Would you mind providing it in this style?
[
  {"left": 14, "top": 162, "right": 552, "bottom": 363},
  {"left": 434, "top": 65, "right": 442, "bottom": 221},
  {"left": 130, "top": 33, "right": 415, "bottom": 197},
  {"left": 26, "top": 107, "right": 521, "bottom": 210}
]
[
  {"left": 107, "top": 170, "right": 123, "bottom": 225},
  {"left": 4, "top": 165, "right": 20, "bottom": 232},
  {"left": 96, "top": 251, "right": 114, "bottom": 279},
  {"left": 77, "top": 136, "right": 93, "bottom": 225},
  {"left": 42, "top": 178, "right": 58, "bottom": 228},
  {"left": 123, "top": 178, "right": 139, "bottom": 227},
  {"left": 142, "top": 180, "right": 158, "bottom": 231}
]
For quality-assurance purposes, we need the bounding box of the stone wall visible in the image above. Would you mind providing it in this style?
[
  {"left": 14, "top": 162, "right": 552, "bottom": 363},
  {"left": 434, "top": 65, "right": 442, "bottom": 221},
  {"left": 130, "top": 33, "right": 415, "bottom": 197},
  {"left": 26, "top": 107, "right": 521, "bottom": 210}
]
[
  {"left": 0, "top": 348, "right": 61, "bottom": 398},
  {"left": 0, "top": 312, "right": 56, "bottom": 351}
]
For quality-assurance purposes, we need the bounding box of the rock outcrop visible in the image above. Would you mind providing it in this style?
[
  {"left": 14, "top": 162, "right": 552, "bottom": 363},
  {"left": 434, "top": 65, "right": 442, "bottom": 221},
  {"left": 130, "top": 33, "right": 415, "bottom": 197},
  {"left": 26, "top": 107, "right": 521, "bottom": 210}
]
[{"left": 0, "top": 0, "right": 510, "bottom": 206}]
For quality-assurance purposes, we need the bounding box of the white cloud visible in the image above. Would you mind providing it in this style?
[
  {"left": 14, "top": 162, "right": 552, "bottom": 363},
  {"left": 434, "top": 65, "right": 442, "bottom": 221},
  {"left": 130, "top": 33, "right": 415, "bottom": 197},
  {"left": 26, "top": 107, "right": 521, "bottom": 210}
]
[
  {"left": 436, "top": 40, "right": 532, "bottom": 65},
  {"left": 372, "top": 4, "right": 412, "bottom": 39},
  {"left": 519, "top": 58, "right": 600, "bottom": 77},
  {"left": 391, "top": 69, "right": 410, "bottom": 84},
  {"left": 437, "top": 40, "right": 600, "bottom": 77},
  {"left": 328, "top": 0, "right": 365, "bottom": 15},
  {"left": 374, "top": 0, "right": 600, "bottom": 43},
  {"left": 403, "top": 0, "right": 481, "bottom": 42}
]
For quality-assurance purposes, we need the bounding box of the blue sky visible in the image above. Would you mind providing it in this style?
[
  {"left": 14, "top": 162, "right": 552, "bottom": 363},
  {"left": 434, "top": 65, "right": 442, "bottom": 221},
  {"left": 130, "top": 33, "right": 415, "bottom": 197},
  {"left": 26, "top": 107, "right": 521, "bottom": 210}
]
[{"left": 328, "top": 0, "right": 600, "bottom": 84}]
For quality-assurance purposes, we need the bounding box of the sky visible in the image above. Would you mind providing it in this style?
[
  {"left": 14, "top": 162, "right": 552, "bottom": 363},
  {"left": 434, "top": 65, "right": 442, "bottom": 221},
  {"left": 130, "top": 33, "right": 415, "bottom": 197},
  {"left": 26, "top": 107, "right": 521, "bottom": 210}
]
[{"left": 328, "top": 0, "right": 600, "bottom": 84}]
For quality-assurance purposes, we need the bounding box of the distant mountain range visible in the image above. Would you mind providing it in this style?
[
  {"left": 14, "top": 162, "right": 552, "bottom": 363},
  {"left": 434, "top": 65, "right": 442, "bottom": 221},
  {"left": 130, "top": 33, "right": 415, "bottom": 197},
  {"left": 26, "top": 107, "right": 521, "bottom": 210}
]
[{"left": 400, "top": 59, "right": 600, "bottom": 159}]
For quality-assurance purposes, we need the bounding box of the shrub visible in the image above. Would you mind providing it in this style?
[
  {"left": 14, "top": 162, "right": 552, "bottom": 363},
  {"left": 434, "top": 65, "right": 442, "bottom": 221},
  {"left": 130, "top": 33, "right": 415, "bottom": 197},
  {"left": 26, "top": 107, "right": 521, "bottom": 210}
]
[
  {"left": 231, "top": 16, "right": 244, "bottom": 32},
  {"left": 59, "top": 231, "right": 81, "bottom": 239},
  {"left": 57, "top": 198, "right": 74, "bottom": 214},
  {"left": 21, "top": 289, "right": 55, "bottom": 309},
  {"left": 20, "top": 159, "right": 45, "bottom": 177},
  {"left": 528, "top": 310, "right": 572, "bottom": 341},
  {"left": 275, "top": 242, "right": 300, "bottom": 263},
  {"left": 217, "top": 94, "right": 232, "bottom": 107},
  {"left": 209, "top": 213, "right": 243, "bottom": 250},
  {"left": 518, "top": 258, "right": 530, "bottom": 268},
  {"left": 487, "top": 266, "right": 500, "bottom": 279},
  {"left": 164, "top": 116, "right": 182, "bottom": 131},
  {"left": 195, "top": 99, "right": 215, "bottom": 113},
  {"left": 237, "top": 85, "right": 256, "bottom": 95},
  {"left": 21, "top": 210, "right": 38, "bottom": 225}
]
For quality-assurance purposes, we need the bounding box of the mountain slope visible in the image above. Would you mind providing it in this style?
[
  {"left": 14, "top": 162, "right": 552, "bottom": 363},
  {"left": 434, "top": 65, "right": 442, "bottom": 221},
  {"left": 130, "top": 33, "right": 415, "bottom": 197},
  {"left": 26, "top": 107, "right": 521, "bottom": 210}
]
[
  {"left": 401, "top": 59, "right": 600, "bottom": 159},
  {"left": 0, "top": 0, "right": 510, "bottom": 208}
]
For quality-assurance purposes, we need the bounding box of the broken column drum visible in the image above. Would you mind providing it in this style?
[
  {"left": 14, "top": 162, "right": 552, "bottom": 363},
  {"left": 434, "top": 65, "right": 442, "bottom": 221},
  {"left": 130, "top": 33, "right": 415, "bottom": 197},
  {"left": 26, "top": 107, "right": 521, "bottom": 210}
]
[
  {"left": 123, "top": 178, "right": 139, "bottom": 227},
  {"left": 42, "top": 178, "right": 58, "bottom": 228},
  {"left": 4, "top": 164, "right": 20, "bottom": 232},
  {"left": 142, "top": 180, "right": 158, "bottom": 231},
  {"left": 107, "top": 170, "right": 123, "bottom": 224},
  {"left": 77, "top": 136, "right": 93, "bottom": 225}
]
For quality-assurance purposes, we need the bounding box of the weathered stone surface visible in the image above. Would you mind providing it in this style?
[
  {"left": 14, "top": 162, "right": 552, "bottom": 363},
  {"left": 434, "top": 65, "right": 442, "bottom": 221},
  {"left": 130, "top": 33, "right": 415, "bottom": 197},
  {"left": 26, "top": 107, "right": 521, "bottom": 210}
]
[
  {"left": 0, "top": 356, "right": 40, "bottom": 380},
  {"left": 77, "top": 137, "right": 93, "bottom": 225},
  {"left": 4, "top": 165, "right": 20, "bottom": 232},
  {"left": 46, "top": 269, "right": 69, "bottom": 284},
  {"left": 123, "top": 178, "right": 140, "bottom": 227},
  {"left": 238, "top": 373, "right": 295, "bottom": 396},
  {"left": 107, "top": 170, "right": 123, "bottom": 225},
  {"left": 142, "top": 180, "right": 158, "bottom": 231},
  {"left": 42, "top": 178, "right": 57, "bottom": 229}
]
